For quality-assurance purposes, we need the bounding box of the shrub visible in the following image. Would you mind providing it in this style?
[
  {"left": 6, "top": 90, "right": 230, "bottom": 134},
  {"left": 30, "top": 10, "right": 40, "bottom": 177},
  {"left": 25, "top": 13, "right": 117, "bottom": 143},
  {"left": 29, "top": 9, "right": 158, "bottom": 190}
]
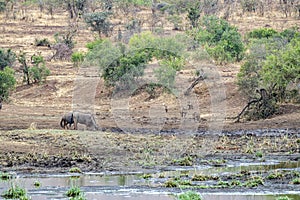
[
  {"left": 0, "top": 48, "right": 16, "bottom": 70},
  {"left": 66, "top": 186, "right": 82, "bottom": 197},
  {"left": 0, "top": 67, "right": 16, "bottom": 99},
  {"left": 1, "top": 185, "right": 29, "bottom": 200},
  {"left": 177, "top": 191, "right": 202, "bottom": 200},
  {"left": 0, "top": 1, "right": 6, "bottom": 13},
  {"left": 247, "top": 28, "right": 278, "bottom": 39},
  {"left": 84, "top": 11, "right": 112, "bottom": 38},
  {"left": 188, "top": 16, "right": 244, "bottom": 63},
  {"left": 71, "top": 52, "right": 85, "bottom": 67},
  {"left": 35, "top": 38, "right": 51, "bottom": 47},
  {"left": 29, "top": 54, "right": 50, "bottom": 83}
]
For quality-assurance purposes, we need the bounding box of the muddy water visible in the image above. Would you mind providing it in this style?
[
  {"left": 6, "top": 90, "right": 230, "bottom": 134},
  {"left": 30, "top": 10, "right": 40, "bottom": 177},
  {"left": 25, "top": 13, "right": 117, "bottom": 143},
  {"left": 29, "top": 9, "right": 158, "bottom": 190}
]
[{"left": 0, "top": 160, "right": 299, "bottom": 200}]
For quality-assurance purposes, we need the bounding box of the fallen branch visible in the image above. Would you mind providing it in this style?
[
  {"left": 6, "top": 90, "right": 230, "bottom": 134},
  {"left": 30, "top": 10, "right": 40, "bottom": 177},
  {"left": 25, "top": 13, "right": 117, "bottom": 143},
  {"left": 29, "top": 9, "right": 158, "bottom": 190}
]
[{"left": 184, "top": 74, "right": 205, "bottom": 96}]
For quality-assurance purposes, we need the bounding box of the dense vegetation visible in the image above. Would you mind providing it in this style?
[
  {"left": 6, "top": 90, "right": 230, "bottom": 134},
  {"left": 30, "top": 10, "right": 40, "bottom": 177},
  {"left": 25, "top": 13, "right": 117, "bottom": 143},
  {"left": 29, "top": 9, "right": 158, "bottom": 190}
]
[{"left": 0, "top": 0, "right": 299, "bottom": 120}]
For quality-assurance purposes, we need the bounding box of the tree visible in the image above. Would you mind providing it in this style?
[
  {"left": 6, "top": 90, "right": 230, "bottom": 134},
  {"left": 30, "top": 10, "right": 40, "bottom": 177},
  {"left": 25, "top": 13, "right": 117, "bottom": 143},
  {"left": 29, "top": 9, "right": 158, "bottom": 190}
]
[
  {"left": 84, "top": 11, "right": 112, "bottom": 38},
  {"left": 236, "top": 29, "right": 300, "bottom": 121},
  {"left": 85, "top": 32, "right": 187, "bottom": 90},
  {"left": 188, "top": 16, "right": 244, "bottom": 63},
  {"left": 18, "top": 52, "right": 50, "bottom": 85},
  {"left": 0, "top": 48, "right": 16, "bottom": 70},
  {"left": 262, "top": 38, "right": 300, "bottom": 101},
  {"left": 0, "top": 67, "right": 16, "bottom": 99}
]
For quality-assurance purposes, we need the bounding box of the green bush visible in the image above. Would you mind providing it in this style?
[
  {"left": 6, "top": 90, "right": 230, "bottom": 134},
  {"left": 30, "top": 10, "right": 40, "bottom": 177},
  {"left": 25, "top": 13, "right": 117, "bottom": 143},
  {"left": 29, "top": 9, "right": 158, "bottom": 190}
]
[
  {"left": 71, "top": 51, "right": 85, "bottom": 67},
  {"left": 247, "top": 28, "right": 278, "bottom": 39},
  {"left": 84, "top": 11, "right": 112, "bottom": 38},
  {"left": 0, "top": 48, "right": 16, "bottom": 70},
  {"left": 29, "top": 54, "right": 50, "bottom": 83},
  {"left": 0, "top": 1, "right": 6, "bottom": 13},
  {"left": 188, "top": 16, "right": 244, "bottom": 63},
  {"left": 1, "top": 185, "right": 29, "bottom": 200},
  {"left": 177, "top": 191, "right": 202, "bottom": 200},
  {"left": 85, "top": 32, "right": 186, "bottom": 89},
  {"left": 261, "top": 38, "right": 300, "bottom": 102},
  {"left": 0, "top": 67, "right": 16, "bottom": 99}
]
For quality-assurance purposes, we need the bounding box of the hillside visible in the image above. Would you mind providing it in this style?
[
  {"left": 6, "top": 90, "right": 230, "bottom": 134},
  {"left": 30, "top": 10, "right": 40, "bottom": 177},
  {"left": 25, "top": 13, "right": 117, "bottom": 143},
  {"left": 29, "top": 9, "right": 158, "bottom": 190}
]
[{"left": 0, "top": 3, "right": 299, "bottom": 132}]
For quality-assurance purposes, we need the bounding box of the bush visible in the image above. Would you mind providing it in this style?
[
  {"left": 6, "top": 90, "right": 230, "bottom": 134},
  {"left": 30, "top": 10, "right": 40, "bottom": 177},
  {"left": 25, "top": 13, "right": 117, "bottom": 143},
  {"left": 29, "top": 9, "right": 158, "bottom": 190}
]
[
  {"left": 84, "top": 12, "right": 112, "bottom": 38},
  {"left": 177, "top": 191, "right": 202, "bottom": 200},
  {"left": 85, "top": 32, "right": 187, "bottom": 89},
  {"left": 71, "top": 51, "right": 85, "bottom": 67},
  {"left": 1, "top": 185, "right": 29, "bottom": 200},
  {"left": 35, "top": 38, "right": 51, "bottom": 47},
  {"left": 0, "top": 48, "right": 16, "bottom": 70},
  {"left": 261, "top": 38, "right": 300, "bottom": 102},
  {"left": 247, "top": 28, "right": 278, "bottom": 39},
  {"left": 0, "top": 67, "right": 16, "bottom": 99},
  {"left": 0, "top": 1, "right": 6, "bottom": 13},
  {"left": 188, "top": 16, "right": 244, "bottom": 63}
]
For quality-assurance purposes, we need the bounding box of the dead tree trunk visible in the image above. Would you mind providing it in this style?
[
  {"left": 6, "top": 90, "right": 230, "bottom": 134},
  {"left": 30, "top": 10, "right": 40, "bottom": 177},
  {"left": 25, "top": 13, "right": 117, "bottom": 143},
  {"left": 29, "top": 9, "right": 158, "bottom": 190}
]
[{"left": 233, "top": 88, "right": 276, "bottom": 122}]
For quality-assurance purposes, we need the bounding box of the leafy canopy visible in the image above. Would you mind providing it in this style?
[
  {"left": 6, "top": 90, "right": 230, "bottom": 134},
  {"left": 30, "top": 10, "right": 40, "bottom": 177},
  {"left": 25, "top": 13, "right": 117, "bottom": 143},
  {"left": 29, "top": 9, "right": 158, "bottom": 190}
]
[
  {"left": 188, "top": 15, "right": 244, "bottom": 63},
  {"left": 0, "top": 67, "right": 16, "bottom": 99},
  {"left": 85, "top": 32, "right": 187, "bottom": 90}
]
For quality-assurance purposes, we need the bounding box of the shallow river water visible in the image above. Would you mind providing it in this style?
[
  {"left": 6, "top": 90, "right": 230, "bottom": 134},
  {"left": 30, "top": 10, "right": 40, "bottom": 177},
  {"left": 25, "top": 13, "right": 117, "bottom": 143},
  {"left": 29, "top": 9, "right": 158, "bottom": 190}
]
[{"left": 1, "top": 160, "right": 299, "bottom": 200}]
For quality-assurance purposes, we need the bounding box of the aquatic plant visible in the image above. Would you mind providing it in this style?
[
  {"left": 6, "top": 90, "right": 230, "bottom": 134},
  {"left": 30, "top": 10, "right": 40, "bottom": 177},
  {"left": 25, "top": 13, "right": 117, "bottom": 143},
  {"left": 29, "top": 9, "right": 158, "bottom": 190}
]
[
  {"left": 66, "top": 186, "right": 82, "bottom": 197},
  {"left": 141, "top": 174, "right": 152, "bottom": 179},
  {"left": 164, "top": 179, "right": 179, "bottom": 188},
  {"left": 173, "top": 156, "right": 194, "bottom": 166},
  {"left": 177, "top": 190, "right": 202, "bottom": 200},
  {"left": 1, "top": 184, "right": 29, "bottom": 200},
  {"left": 244, "top": 176, "right": 264, "bottom": 187},
  {"left": 34, "top": 180, "right": 41, "bottom": 187},
  {"left": 0, "top": 172, "right": 11, "bottom": 181},
  {"left": 69, "top": 167, "right": 82, "bottom": 173},
  {"left": 291, "top": 178, "right": 300, "bottom": 184},
  {"left": 255, "top": 151, "right": 263, "bottom": 158},
  {"left": 266, "top": 171, "right": 284, "bottom": 179}
]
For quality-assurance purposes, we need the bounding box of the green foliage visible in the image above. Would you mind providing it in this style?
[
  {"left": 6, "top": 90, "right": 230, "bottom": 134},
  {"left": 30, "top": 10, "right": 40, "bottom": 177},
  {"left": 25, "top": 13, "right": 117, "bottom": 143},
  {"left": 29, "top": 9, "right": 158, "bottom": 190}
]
[
  {"left": 187, "top": 4, "right": 201, "bottom": 28},
  {"left": 0, "top": 1, "right": 6, "bottom": 13},
  {"left": 86, "top": 32, "right": 186, "bottom": 89},
  {"left": 244, "top": 176, "right": 264, "bottom": 187},
  {"left": 1, "top": 185, "right": 29, "bottom": 200},
  {"left": 18, "top": 52, "right": 50, "bottom": 85},
  {"left": 177, "top": 191, "right": 202, "bottom": 200},
  {"left": 29, "top": 54, "right": 50, "bottom": 83},
  {"left": 247, "top": 28, "right": 278, "bottom": 39},
  {"left": 238, "top": 27, "right": 300, "bottom": 104},
  {"left": 71, "top": 51, "right": 85, "bottom": 67},
  {"left": 84, "top": 11, "right": 112, "bottom": 38},
  {"left": 69, "top": 167, "right": 82, "bottom": 173},
  {"left": 173, "top": 156, "right": 193, "bottom": 166},
  {"left": 164, "top": 179, "right": 179, "bottom": 188},
  {"left": 261, "top": 38, "right": 300, "bottom": 101},
  {"left": 0, "top": 48, "right": 16, "bottom": 70},
  {"left": 34, "top": 180, "right": 41, "bottom": 187},
  {"left": 0, "top": 172, "right": 12, "bottom": 181},
  {"left": 86, "top": 39, "right": 104, "bottom": 50},
  {"left": 66, "top": 186, "right": 82, "bottom": 197},
  {"left": 291, "top": 178, "right": 300, "bottom": 184},
  {"left": 0, "top": 67, "right": 16, "bottom": 99},
  {"left": 188, "top": 16, "right": 244, "bottom": 63}
]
